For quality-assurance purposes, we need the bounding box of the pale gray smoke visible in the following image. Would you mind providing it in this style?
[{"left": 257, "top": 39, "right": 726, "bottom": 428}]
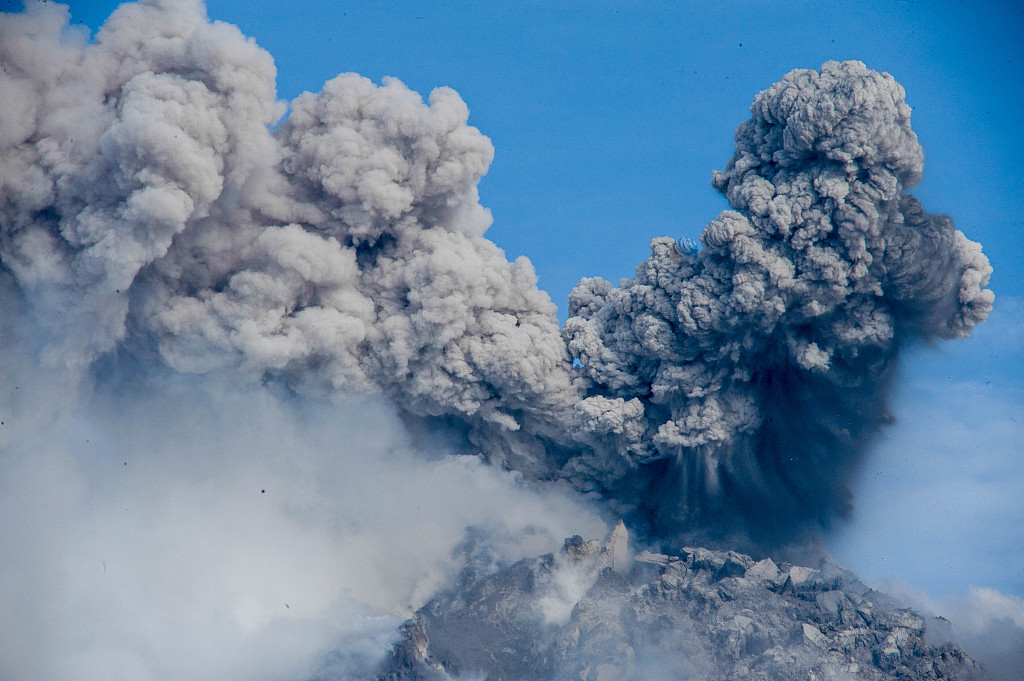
[
  {"left": 0, "top": 2, "right": 601, "bottom": 678},
  {"left": 0, "top": 0, "right": 580, "bottom": 476}
]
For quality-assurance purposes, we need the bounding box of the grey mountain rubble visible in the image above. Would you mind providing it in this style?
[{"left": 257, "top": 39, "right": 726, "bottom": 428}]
[{"left": 370, "top": 523, "right": 982, "bottom": 681}]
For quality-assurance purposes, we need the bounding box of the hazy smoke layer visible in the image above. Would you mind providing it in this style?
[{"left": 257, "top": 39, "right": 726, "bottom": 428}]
[
  {"left": 1, "top": 1, "right": 992, "bottom": 559},
  {"left": 0, "top": 353, "right": 606, "bottom": 681},
  {"left": 562, "top": 61, "right": 993, "bottom": 540}
]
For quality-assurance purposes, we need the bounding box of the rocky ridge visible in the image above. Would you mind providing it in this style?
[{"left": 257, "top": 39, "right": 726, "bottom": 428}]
[{"left": 372, "top": 524, "right": 982, "bottom": 680}]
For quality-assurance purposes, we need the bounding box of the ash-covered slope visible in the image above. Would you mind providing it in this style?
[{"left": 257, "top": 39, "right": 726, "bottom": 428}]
[{"left": 371, "top": 526, "right": 982, "bottom": 681}]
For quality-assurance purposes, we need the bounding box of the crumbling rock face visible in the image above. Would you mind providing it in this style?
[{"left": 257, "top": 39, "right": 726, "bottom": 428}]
[{"left": 371, "top": 528, "right": 982, "bottom": 681}]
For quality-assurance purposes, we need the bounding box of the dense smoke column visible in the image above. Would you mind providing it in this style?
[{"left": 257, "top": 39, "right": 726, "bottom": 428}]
[
  {"left": 0, "top": 0, "right": 580, "bottom": 473},
  {"left": 562, "top": 60, "right": 993, "bottom": 543},
  {"left": 0, "top": 0, "right": 284, "bottom": 368}
]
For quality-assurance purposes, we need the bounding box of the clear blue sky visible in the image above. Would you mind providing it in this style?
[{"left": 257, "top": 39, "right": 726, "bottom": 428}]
[{"left": 35, "top": 0, "right": 1024, "bottom": 600}]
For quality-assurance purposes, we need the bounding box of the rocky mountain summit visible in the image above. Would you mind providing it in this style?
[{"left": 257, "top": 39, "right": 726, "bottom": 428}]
[{"left": 371, "top": 524, "right": 982, "bottom": 680}]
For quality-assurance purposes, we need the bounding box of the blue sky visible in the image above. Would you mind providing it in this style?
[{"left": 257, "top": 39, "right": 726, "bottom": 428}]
[{"left": 40, "top": 0, "right": 1024, "bottom": 601}]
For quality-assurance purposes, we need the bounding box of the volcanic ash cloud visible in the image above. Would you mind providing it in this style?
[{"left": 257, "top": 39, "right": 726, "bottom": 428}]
[
  {"left": 0, "top": 1, "right": 1000, "bottom": 678},
  {"left": 561, "top": 60, "right": 993, "bottom": 540},
  {"left": 0, "top": 0, "right": 580, "bottom": 469},
  {"left": 1, "top": 1, "right": 993, "bottom": 548}
]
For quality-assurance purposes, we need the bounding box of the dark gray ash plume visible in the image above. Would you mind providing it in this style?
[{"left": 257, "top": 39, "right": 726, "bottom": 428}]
[
  {"left": 561, "top": 60, "right": 993, "bottom": 541},
  {"left": 0, "top": 1, "right": 992, "bottom": 547}
]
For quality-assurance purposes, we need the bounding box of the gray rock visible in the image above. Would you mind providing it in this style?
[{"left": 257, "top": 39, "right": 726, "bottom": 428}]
[
  {"left": 368, "top": 529, "right": 984, "bottom": 681},
  {"left": 745, "top": 557, "right": 780, "bottom": 583}
]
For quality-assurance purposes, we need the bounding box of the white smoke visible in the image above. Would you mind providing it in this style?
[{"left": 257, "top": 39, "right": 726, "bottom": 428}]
[
  {"left": 0, "top": 350, "right": 605, "bottom": 680},
  {"left": 0, "top": 5, "right": 608, "bottom": 671}
]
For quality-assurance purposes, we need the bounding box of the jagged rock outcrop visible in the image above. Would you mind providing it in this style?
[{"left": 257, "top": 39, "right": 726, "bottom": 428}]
[{"left": 372, "top": 526, "right": 982, "bottom": 680}]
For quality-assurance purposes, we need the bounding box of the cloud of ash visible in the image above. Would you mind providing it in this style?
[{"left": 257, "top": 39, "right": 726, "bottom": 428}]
[
  {"left": 0, "top": 3, "right": 610, "bottom": 675},
  {"left": 562, "top": 60, "right": 993, "bottom": 542},
  {"left": 0, "top": 0, "right": 998, "bottom": 676},
  {"left": 1, "top": 0, "right": 993, "bottom": 551}
]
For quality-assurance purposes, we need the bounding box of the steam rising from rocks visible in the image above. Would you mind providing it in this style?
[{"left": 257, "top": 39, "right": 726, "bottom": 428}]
[{"left": 0, "top": 1, "right": 997, "bottom": 675}]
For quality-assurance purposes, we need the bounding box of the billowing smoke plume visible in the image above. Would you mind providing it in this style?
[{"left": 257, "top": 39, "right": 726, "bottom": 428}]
[
  {"left": 1, "top": 0, "right": 991, "bottom": 551},
  {"left": 0, "top": 0, "right": 1000, "bottom": 678},
  {"left": 0, "top": 0, "right": 579, "bottom": 472},
  {"left": 561, "top": 61, "right": 993, "bottom": 541}
]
